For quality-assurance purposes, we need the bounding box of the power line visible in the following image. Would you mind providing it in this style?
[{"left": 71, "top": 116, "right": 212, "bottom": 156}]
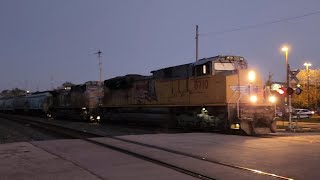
[{"left": 201, "top": 10, "right": 320, "bottom": 36}]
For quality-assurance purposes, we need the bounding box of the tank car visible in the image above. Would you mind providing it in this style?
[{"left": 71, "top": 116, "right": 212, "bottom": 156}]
[
  {"left": 13, "top": 95, "right": 27, "bottom": 114},
  {"left": 0, "top": 98, "right": 14, "bottom": 113},
  {"left": 0, "top": 99, "right": 4, "bottom": 112},
  {"left": 0, "top": 91, "right": 53, "bottom": 116},
  {"left": 101, "top": 55, "right": 277, "bottom": 135},
  {"left": 25, "top": 92, "right": 53, "bottom": 116},
  {"left": 51, "top": 81, "right": 103, "bottom": 121}
]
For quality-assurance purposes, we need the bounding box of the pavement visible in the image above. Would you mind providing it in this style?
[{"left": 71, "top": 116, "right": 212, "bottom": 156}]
[
  {"left": 0, "top": 140, "right": 199, "bottom": 180},
  {"left": 1, "top": 132, "right": 320, "bottom": 179}
]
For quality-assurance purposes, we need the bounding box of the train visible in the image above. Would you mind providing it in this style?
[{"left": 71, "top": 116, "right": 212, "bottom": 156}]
[{"left": 0, "top": 55, "right": 277, "bottom": 135}]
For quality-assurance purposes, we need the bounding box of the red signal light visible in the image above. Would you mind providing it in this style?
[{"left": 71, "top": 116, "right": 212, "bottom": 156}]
[{"left": 278, "top": 88, "right": 285, "bottom": 95}]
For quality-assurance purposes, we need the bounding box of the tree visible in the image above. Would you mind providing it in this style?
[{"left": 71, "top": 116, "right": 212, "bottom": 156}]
[
  {"left": 265, "top": 72, "right": 273, "bottom": 87},
  {"left": 0, "top": 88, "right": 26, "bottom": 98},
  {"left": 292, "top": 68, "right": 320, "bottom": 109}
]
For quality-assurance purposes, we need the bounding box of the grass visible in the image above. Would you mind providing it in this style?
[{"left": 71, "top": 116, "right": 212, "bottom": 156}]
[
  {"left": 276, "top": 115, "right": 320, "bottom": 130},
  {"left": 277, "top": 115, "right": 320, "bottom": 123}
]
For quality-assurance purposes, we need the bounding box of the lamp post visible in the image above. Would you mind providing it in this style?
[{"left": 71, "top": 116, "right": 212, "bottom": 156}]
[
  {"left": 281, "top": 46, "right": 292, "bottom": 130},
  {"left": 304, "top": 62, "right": 312, "bottom": 108}
]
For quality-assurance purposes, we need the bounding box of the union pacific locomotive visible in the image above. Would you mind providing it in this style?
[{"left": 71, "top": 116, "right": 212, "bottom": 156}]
[{"left": 0, "top": 55, "right": 277, "bottom": 135}]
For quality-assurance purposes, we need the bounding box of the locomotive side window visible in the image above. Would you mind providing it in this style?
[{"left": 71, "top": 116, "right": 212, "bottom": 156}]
[
  {"left": 202, "top": 65, "right": 207, "bottom": 74},
  {"left": 193, "top": 63, "right": 211, "bottom": 76}
]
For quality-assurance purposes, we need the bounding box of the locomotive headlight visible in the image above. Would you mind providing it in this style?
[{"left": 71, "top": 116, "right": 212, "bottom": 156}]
[
  {"left": 268, "top": 96, "right": 276, "bottom": 103},
  {"left": 248, "top": 70, "right": 256, "bottom": 82},
  {"left": 250, "top": 95, "right": 258, "bottom": 103}
]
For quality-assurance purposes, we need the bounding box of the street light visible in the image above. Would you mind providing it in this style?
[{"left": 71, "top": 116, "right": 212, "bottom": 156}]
[
  {"left": 304, "top": 62, "right": 312, "bottom": 108},
  {"left": 281, "top": 45, "right": 292, "bottom": 130}
]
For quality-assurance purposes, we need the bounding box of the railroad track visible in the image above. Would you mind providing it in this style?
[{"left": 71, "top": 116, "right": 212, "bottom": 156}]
[{"left": 0, "top": 114, "right": 294, "bottom": 180}]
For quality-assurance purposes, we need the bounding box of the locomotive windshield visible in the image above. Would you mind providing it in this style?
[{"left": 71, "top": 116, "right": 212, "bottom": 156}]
[{"left": 214, "top": 62, "right": 235, "bottom": 71}]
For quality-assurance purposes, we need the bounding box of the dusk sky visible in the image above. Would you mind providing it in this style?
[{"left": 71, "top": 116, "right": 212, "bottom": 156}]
[{"left": 1, "top": 0, "right": 319, "bottom": 92}]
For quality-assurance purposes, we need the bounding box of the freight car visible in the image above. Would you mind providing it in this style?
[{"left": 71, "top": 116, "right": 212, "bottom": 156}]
[
  {"left": 100, "top": 55, "right": 277, "bottom": 135},
  {"left": 0, "top": 92, "right": 52, "bottom": 115},
  {"left": 0, "top": 98, "right": 14, "bottom": 113},
  {"left": 0, "top": 81, "right": 103, "bottom": 122}
]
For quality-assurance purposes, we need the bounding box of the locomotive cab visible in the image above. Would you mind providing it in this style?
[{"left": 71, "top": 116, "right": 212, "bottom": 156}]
[
  {"left": 188, "top": 56, "right": 276, "bottom": 134},
  {"left": 199, "top": 56, "right": 275, "bottom": 134}
]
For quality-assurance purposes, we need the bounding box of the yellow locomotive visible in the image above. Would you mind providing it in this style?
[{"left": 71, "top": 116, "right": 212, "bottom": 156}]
[{"left": 101, "top": 55, "right": 276, "bottom": 135}]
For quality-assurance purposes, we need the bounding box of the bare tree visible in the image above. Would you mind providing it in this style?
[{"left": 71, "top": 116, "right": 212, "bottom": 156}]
[{"left": 265, "top": 72, "right": 273, "bottom": 87}]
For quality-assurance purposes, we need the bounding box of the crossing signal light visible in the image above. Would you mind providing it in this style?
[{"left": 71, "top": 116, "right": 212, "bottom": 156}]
[
  {"left": 295, "top": 87, "right": 302, "bottom": 95},
  {"left": 287, "top": 87, "right": 294, "bottom": 95},
  {"left": 278, "top": 87, "right": 285, "bottom": 95}
]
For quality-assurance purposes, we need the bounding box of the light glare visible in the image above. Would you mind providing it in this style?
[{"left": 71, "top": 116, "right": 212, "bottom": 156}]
[
  {"left": 281, "top": 46, "right": 288, "bottom": 52},
  {"left": 248, "top": 71, "right": 256, "bottom": 82},
  {"left": 250, "top": 95, "right": 258, "bottom": 103},
  {"left": 268, "top": 96, "right": 276, "bottom": 103},
  {"left": 304, "top": 63, "right": 312, "bottom": 67}
]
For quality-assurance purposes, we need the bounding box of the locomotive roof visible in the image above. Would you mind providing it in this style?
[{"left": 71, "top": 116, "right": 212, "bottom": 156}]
[
  {"left": 104, "top": 74, "right": 151, "bottom": 83},
  {"left": 193, "top": 55, "right": 246, "bottom": 66},
  {"left": 151, "top": 55, "right": 246, "bottom": 73}
]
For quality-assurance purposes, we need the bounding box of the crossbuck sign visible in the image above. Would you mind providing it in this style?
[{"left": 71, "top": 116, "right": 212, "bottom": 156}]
[{"left": 290, "top": 69, "right": 300, "bottom": 84}]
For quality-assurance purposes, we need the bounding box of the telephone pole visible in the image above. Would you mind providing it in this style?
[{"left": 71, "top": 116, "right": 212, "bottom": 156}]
[
  {"left": 304, "top": 62, "right": 312, "bottom": 108},
  {"left": 195, "top": 25, "right": 199, "bottom": 62},
  {"left": 94, "top": 50, "right": 103, "bottom": 84}
]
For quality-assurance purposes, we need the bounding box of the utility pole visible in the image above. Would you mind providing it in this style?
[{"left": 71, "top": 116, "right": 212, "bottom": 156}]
[
  {"left": 282, "top": 46, "right": 292, "bottom": 130},
  {"left": 288, "top": 64, "right": 292, "bottom": 129},
  {"left": 195, "top": 25, "right": 199, "bottom": 62},
  {"left": 307, "top": 68, "right": 310, "bottom": 108},
  {"left": 304, "top": 63, "right": 312, "bottom": 108},
  {"left": 50, "top": 75, "right": 54, "bottom": 90},
  {"left": 94, "top": 50, "right": 103, "bottom": 84}
]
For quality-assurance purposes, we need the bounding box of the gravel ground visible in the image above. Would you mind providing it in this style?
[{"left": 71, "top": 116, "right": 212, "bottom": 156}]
[
  {"left": 0, "top": 117, "right": 65, "bottom": 144},
  {"left": 44, "top": 119, "right": 183, "bottom": 137},
  {"left": 0, "top": 114, "right": 186, "bottom": 144}
]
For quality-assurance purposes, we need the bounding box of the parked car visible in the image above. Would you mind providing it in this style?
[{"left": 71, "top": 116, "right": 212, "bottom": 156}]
[{"left": 292, "top": 109, "right": 314, "bottom": 119}]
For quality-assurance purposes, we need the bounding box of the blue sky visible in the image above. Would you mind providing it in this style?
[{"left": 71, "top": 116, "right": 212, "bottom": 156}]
[{"left": 0, "top": 0, "right": 319, "bottom": 91}]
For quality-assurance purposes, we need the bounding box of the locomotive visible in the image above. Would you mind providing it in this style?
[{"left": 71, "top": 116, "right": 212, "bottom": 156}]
[
  {"left": 0, "top": 81, "right": 103, "bottom": 122},
  {"left": 101, "top": 55, "right": 276, "bottom": 135},
  {"left": 0, "top": 55, "right": 277, "bottom": 135}
]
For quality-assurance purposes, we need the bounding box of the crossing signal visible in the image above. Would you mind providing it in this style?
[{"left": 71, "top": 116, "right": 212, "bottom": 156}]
[
  {"left": 278, "top": 87, "right": 285, "bottom": 95},
  {"left": 295, "top": 87, "right": 302, "bottom": 95},
  {"left": 287, "top": 87, "right": 294, "bottom": 95}
]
